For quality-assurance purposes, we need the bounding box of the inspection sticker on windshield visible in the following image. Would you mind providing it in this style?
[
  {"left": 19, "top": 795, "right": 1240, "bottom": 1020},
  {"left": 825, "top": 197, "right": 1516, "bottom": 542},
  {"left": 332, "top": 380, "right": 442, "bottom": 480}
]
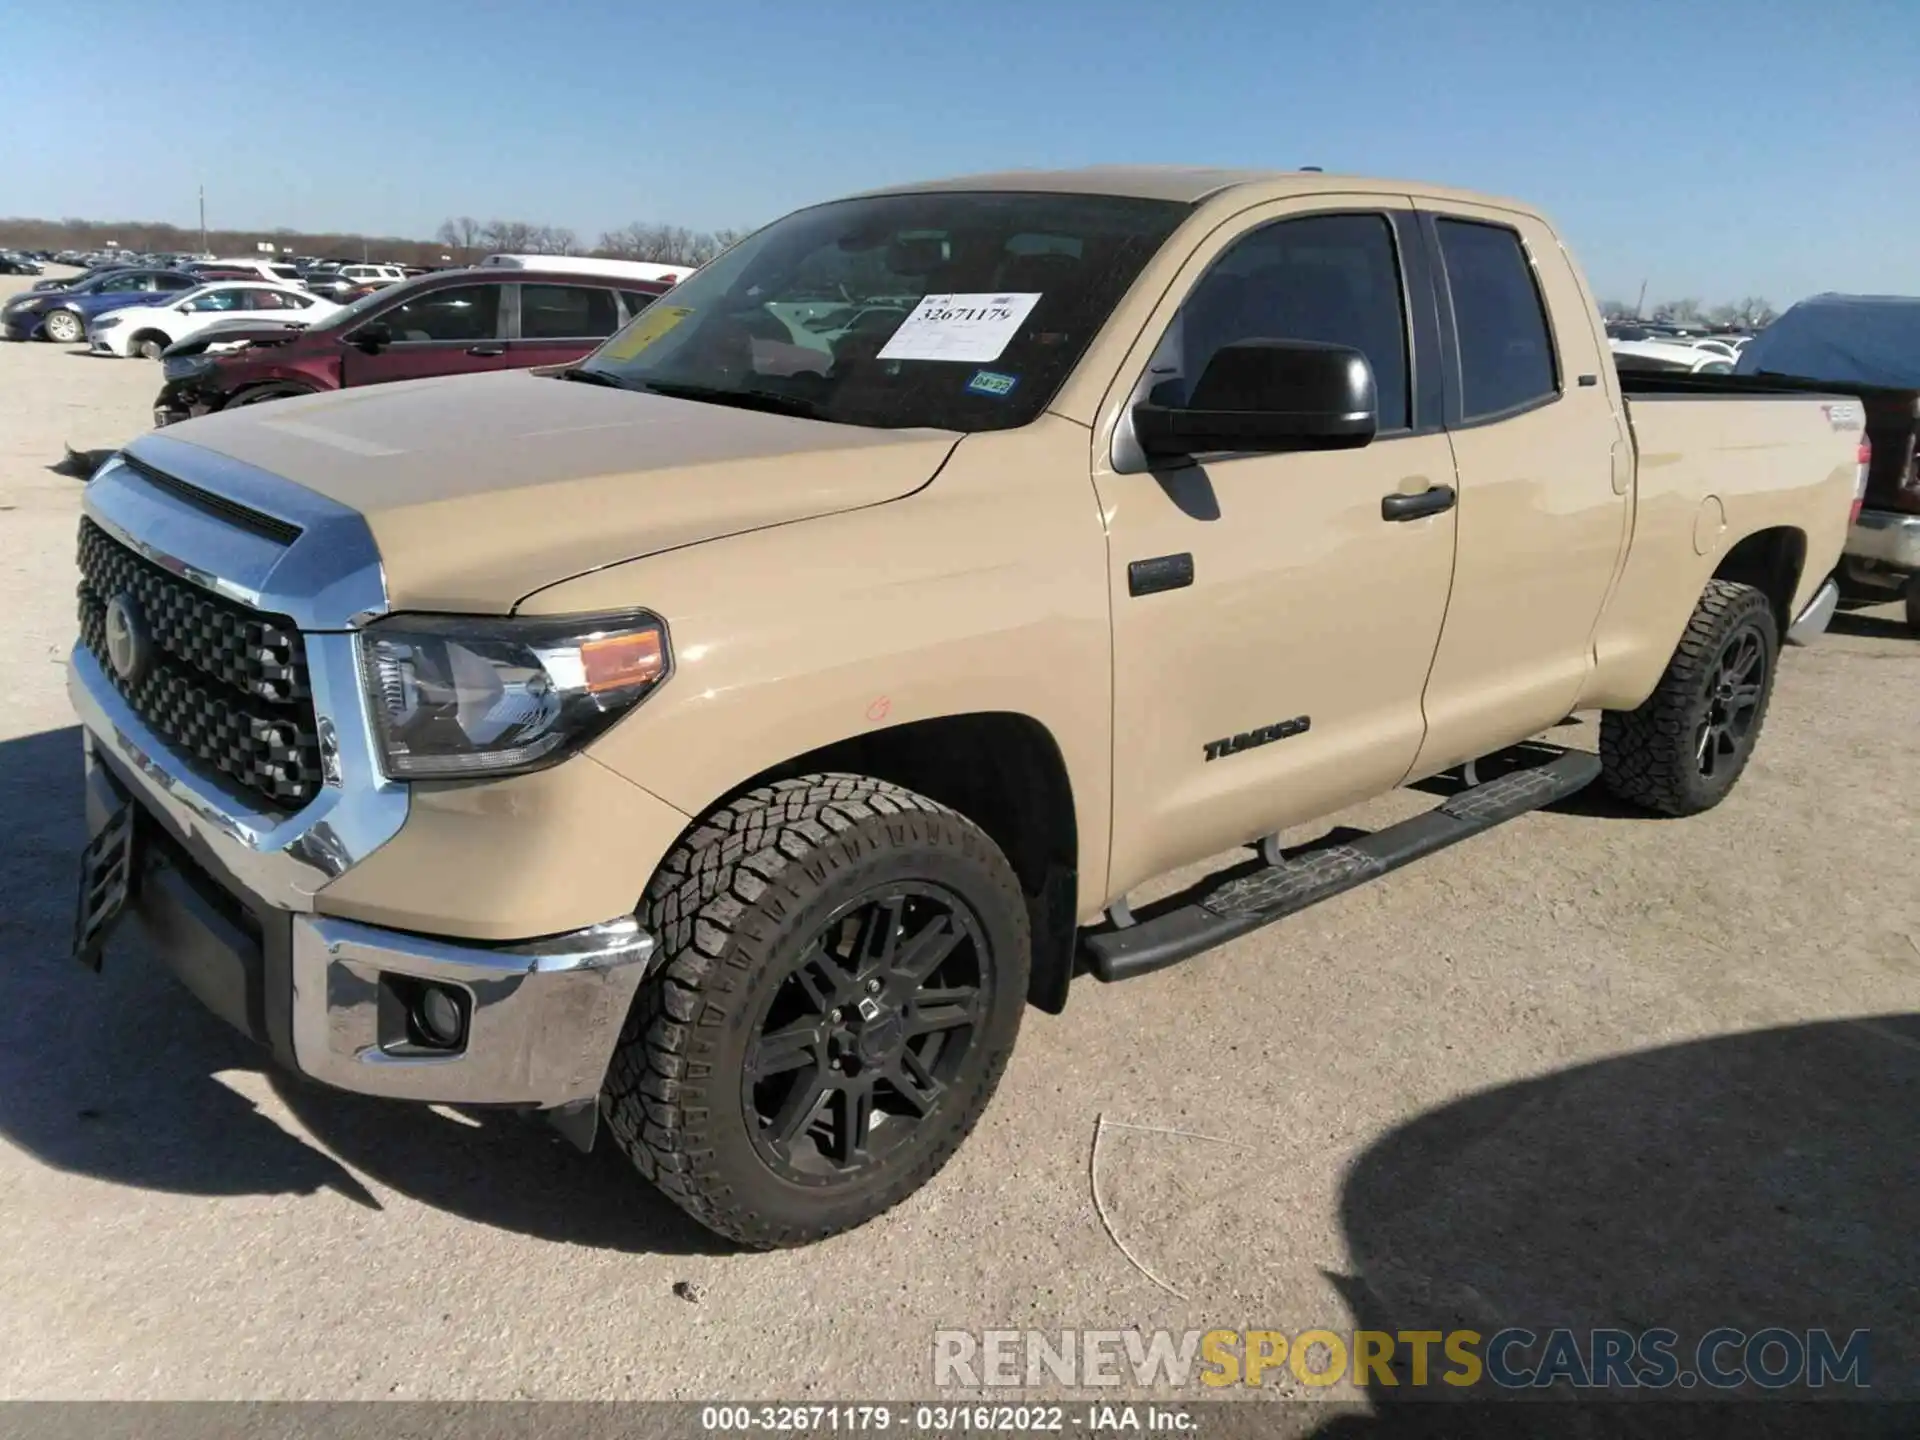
[
  {"left": 877, "top": 293, "right": 1041, "bottom": 363},
  {"left": 965, "top": 369, "right": 1018, "bottom": 397},
  {"left": 599, "top": 305, "right": 694, "bottom": 362}
]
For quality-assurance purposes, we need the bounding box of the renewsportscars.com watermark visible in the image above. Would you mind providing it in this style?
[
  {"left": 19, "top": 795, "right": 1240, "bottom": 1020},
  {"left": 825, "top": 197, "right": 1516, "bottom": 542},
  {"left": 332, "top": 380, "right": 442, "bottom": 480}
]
[{"left": 933, "top": 1327, "right": 1872, "bottom": 1392}]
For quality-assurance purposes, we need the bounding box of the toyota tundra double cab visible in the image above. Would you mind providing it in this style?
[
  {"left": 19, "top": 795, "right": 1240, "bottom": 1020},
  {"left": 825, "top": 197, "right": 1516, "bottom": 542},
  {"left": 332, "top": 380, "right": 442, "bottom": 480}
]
[{"left": 67, "top": 168, "right": 1864, "bottom": 1247}]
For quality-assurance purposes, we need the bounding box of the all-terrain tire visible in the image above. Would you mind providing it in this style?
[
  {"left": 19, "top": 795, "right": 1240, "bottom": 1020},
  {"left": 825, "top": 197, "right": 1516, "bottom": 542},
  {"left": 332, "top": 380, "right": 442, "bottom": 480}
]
[
  {"left": 603, "top": 773, "right": 1030, "bottom": 1248},
  {"left": 1600, "top": 579, "right": 1779, "bottom": 816}
]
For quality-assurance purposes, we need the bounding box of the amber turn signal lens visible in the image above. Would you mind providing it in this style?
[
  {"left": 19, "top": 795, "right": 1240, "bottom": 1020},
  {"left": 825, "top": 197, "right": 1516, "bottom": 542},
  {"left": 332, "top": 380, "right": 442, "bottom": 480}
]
[{"left": 581, "top": 629, "right": 665, "bottom": 694}]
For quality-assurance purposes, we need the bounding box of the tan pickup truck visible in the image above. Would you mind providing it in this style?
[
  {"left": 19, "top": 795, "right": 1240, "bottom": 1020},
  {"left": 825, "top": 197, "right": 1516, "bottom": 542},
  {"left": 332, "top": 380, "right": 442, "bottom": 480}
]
[{"left": 68, "top": 168, "right": 1865, "bottom": 1247}]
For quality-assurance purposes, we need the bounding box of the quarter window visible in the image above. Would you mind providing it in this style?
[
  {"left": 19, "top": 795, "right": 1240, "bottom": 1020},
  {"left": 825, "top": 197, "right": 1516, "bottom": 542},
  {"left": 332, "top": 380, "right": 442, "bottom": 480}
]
[
  {"left": 519, "top": 284, "right": 619, "bottom": 340},
  {"left": 1151, "top": 213, "right": 1411, "bottom": 433},
  {"left": 377, "top": 285, "right": 501, "bottom": 343},
  {"left": 1434, "top": 219, "right": 1557, "bottom": 420}
]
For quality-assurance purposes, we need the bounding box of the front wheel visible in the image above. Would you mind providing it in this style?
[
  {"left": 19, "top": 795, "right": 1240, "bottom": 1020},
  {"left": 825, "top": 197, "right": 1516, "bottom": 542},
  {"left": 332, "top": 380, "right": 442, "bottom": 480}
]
[
  {"left": 604, "top": 774, "right": 1029, "bottom": 1248},
  {"left": 1600, "top": 579, "right": 1779, "bottom": 816},
  {"left": 133, "top": 333, "right": 169, "bottom": 360},
  {"left": 42, "top": 309, "right": 82, "bottom": 343}
]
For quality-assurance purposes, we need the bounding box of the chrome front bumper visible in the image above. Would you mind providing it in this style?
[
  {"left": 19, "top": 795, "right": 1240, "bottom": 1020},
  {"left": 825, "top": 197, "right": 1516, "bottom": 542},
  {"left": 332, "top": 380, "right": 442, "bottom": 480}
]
[
  {"left": 79, "top": 709, "right": 656, "bottom": 1108},
  {"left": 291, "top": 913, "right": 654, "bottom": 1107},
  {"left": 1846, "top": 508, "right": 1920, "bottom": 573}
]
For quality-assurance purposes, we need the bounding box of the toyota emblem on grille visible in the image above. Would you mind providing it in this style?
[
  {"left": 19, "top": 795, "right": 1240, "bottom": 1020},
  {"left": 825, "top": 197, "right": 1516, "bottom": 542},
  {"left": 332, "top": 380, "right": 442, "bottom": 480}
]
[{"left": 103, "top": 592, "right": 152, "bottom": 684}]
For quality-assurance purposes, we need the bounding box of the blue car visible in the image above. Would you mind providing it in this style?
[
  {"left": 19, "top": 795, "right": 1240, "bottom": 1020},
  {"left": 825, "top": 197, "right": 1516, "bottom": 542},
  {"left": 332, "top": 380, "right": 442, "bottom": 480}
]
[{"left": 1, "top": 267, "right": 200, "bottom": 344}]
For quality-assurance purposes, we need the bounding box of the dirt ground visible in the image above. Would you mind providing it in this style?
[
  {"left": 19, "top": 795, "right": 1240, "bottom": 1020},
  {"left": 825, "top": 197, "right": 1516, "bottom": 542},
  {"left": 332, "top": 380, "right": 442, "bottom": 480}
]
[{"left": 0, "top": 266, "right": 1915, "bottom": 1414}]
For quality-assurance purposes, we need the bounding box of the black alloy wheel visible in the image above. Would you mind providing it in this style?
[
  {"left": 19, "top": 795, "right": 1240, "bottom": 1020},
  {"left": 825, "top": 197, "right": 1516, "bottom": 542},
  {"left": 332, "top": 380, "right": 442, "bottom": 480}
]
[
  {"left": 1695, "top": 622, "right": 1767, "bottom": 780},
  {"left": 743, "top": 883, "right": 988, "bottom": 1183}
]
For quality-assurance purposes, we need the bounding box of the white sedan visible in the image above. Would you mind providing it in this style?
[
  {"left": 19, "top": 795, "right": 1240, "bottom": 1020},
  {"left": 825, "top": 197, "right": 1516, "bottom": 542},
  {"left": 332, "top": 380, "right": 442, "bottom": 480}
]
[
  {"left": 1608, "top": 337, "right": 1737, "bottom": 375},
  {"left": 88, "top": 281, "right": 339, "bottom": 359}
]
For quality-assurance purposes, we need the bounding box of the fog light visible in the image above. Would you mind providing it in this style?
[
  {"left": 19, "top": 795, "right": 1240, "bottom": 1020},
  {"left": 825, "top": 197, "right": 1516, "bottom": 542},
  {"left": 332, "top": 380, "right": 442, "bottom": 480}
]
[{"left": 415, "top": 984, "right": 466, "bottom": 1049}]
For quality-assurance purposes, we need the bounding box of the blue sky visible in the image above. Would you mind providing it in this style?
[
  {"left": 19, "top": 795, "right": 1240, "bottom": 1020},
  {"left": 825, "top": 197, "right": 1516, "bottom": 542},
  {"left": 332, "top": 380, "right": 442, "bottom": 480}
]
[{"left": 3, "top": 0, "right": 1914, "bottom": 306}]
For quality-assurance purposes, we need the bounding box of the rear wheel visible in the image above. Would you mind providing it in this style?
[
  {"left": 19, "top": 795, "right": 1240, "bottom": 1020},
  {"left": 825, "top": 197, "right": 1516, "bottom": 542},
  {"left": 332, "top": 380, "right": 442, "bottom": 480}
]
[
  {"left": 1600, "top": 579, "right": 1779, "bottom": 816},
  {"left": 603, "top": 774, "right": 1029, "bottom": 1248},
  {"left": 42, "top": 309, "right": 82, "bottom": 343}
]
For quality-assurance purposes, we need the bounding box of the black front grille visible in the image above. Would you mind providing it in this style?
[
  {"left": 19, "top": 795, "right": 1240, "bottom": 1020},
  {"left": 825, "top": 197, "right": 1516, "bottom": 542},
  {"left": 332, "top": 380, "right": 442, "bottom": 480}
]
[{"left": 77, "top": 519, "right": 321, "bottom": 809}]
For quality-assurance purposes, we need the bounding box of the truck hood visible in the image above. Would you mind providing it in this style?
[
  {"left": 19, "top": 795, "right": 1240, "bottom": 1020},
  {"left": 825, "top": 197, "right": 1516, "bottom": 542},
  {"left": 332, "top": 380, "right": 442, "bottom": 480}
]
[{"left": 137, "top": 368, "right": 961, "bottom": 611}]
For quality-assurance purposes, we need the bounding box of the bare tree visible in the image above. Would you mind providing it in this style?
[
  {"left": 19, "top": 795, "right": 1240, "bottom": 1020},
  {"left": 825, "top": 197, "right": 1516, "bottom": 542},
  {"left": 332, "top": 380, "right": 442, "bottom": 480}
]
[
  {"left": 595, "top": 221, "right": 745, "bottom": 266},
  {"left": 436, "top": 215, "right": 484, "bottom": 259},
  {"left": 1599, "top": 299, "right": 1639, "bottom": 322},
  {"left": 1733, "top": 296, "right": 1777, "bottom": 328},
  {"left": 1651, "top": 297, "right": 1705, "bottom": 325}
]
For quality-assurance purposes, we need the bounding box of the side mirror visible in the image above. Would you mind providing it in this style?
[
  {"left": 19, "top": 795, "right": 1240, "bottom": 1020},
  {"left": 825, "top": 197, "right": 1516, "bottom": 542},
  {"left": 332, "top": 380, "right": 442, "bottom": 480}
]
[
  {"left": 351, "top": 322, "right": 392, "bottom": 353},
  {"left": 1132, "top": 339, "right": 1378, "bottom": 460}
]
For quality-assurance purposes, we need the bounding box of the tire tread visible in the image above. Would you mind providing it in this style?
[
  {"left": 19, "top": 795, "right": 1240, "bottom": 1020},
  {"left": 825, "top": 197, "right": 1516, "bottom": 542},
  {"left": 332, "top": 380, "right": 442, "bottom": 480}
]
[
  {"left": 603, "top": 773, "right": 1026, "bottom": 1248},
  {"left": 1599, "top": 579, "right": 1777, "bottom": 816}
]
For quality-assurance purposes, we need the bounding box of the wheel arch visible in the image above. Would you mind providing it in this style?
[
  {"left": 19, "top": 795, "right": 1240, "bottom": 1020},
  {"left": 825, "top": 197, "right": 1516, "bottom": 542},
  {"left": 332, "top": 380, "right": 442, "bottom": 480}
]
[
  {"left": 1712, "top": 525, "right": 1807, "bottom": 639},
  {"left": 671, "top": 711, "right": 1083, "bottom": 1015}
]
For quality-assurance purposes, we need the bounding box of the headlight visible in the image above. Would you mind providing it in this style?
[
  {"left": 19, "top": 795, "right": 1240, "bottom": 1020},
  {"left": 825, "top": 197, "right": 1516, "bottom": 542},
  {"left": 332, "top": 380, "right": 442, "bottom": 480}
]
[
  {"left": 6, "top": 296, "right": 44, "bottom": 313},
  {"left": 163, "top": 353, "right": 216, "bottom": 379},
  {"left": 92, "top": 314, "right": 124, "bottom": 330},
  {"left": 360, "top": 612, "right": 669, "bottom": 780}
]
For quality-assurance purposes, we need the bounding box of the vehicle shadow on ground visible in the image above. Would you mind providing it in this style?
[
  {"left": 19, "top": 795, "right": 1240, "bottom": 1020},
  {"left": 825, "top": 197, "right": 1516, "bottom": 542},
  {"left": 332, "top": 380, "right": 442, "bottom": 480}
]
[
  {"left": 0, "top": 723, "right": 728, "bottom": 1255},
  {"left": 1308, "top": 1015, "right": 1920, "bottom": 1435},
  {"left": 1828, "top": 610, "right": 1913, "bottom": 643},
  {"left": 47, "top": 445, "right": 113, "bottom": 479}
]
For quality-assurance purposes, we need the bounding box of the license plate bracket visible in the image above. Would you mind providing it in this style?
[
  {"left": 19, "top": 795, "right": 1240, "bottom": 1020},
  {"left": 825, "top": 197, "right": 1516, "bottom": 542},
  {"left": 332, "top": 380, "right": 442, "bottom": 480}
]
[{"left": 72, "top": 801, "right": 140, "bottom": 971}]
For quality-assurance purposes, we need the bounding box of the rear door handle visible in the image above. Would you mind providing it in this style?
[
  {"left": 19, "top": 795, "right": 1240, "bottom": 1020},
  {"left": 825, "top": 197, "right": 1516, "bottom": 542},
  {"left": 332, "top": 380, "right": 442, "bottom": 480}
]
[
  {"left": 466, "top": 344, "right": 506, "bottom": 357},
  {"left": 1381, "top": 484, "right": 1457, "bottom": 522}
]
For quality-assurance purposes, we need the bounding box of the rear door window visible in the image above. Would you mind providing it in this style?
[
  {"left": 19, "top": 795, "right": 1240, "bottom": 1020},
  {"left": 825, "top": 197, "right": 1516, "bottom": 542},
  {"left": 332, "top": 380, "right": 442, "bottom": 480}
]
[
  {"left": 378, "top": 284, "right": 502, "bottom": 342},
  {"left": 518, "top": 284, "right": 620, "bottom": 340},
  {"left": 1434, "top": 218, "right": 1558, "bottom": 420}
]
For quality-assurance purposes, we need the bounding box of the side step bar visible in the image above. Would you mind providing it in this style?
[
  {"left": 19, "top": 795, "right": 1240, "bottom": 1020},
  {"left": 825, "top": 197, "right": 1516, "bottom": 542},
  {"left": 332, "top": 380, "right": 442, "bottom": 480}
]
[{"left": 1082, "top": 749, "right": 1602, "bottom": 984}]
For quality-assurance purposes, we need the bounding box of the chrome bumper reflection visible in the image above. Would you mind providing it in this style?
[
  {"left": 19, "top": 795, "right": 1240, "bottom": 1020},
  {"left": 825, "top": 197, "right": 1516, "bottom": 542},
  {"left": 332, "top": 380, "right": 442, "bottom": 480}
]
[
  {"left": 1846, "top": 509, "right": 1920, "bottom": 572},
  {"left": 291, "top": 915, "right": 656, "bottom": 1107},
  {"left": 1785, "top": 575, "right": 1840, "bottom": 646}
]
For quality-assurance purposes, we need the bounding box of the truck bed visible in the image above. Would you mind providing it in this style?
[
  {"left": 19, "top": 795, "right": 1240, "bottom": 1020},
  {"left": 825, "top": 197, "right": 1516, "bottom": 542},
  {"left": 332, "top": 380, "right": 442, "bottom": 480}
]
[
  {"left": 1579, "top": 375, "right": 1862, "bottom": 705},
  {"left": 1619, "top": 367, "right": 1917, "bottom": 514}
]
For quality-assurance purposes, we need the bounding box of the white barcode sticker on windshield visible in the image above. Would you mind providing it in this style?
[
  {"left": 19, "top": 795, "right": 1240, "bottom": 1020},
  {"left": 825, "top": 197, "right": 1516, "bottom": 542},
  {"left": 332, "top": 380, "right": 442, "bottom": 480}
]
[{"left": 876, "top": 293, "right": 1042, "bottom": 363}]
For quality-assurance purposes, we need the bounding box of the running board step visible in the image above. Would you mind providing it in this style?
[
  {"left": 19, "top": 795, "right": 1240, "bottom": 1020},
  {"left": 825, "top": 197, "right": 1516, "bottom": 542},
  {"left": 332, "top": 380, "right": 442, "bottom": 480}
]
[{"left": 1083, "top": 749, "right": 1602, "bottom": 983}]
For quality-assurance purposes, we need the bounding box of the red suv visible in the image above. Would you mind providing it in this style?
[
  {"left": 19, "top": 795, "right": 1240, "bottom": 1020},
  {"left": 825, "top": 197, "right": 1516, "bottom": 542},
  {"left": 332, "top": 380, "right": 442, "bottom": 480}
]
[{"left": 152, "top": 268, "right": 667, "bottom": 426}]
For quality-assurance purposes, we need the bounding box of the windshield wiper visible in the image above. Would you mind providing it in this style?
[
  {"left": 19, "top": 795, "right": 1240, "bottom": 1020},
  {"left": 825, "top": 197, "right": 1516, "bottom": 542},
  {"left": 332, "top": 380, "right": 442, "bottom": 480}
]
[
  {"left": 560, "top": 365, "right": 633, "bottom": 389},
  {"left": 636, "top": 379, "right": 822, "bottom": 419}
]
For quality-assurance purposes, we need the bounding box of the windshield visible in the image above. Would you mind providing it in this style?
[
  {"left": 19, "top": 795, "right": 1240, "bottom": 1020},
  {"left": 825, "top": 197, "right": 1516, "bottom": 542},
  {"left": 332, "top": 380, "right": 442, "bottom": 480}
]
[
  {"left": 574, "top": 190, "right": 1189, "bottom": 432},
  {"left": 305, "top": 276, "right": 431, "bottom": 332}
]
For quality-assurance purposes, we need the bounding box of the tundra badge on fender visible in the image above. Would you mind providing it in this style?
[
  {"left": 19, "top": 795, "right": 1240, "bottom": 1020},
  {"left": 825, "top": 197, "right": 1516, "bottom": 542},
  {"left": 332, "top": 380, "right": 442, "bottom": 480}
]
[{"left": 1204, "top": 716, "right": 1311, "bottom": 761}]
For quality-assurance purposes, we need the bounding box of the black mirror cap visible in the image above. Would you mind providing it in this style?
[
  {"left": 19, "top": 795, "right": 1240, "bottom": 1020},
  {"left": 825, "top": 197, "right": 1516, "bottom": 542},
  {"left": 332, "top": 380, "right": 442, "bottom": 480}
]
[{"left": 1134, "top": 339, "right": 1379, "bottom": 460}]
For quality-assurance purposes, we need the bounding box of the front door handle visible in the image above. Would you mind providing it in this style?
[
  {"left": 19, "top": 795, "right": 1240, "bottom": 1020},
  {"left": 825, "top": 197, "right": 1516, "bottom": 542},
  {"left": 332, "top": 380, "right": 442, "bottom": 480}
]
[
  {"left": 466, "top": 344, "right": 506, "bottom": 357},
  {"left": 1381, "top": 484, "right": 1457, "bottom": 522}
]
